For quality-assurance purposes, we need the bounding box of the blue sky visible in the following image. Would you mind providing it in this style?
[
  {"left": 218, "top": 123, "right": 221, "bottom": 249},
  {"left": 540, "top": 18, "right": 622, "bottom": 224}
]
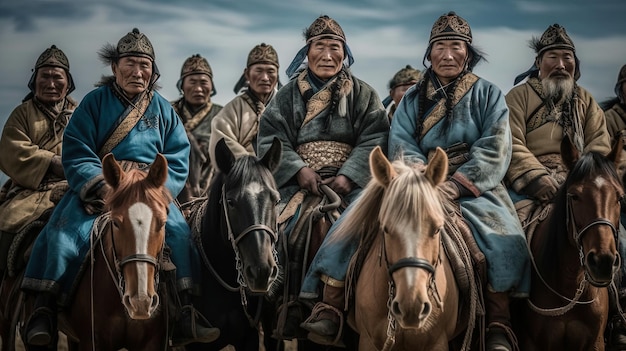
[{"left": 0, "top": 0, "right": 625, "bottom": 182}]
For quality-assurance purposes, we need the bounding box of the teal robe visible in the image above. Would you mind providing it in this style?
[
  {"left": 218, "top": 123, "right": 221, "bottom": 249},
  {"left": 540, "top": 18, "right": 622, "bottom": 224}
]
[{"left": 22, "top": 84, "right": 195, "bottom": 303}]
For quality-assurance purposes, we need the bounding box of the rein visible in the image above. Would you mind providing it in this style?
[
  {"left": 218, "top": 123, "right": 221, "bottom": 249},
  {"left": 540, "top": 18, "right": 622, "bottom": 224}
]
[
  {"left": 526, "top": 193, "right": 620, "bottom": 316},
  {"left": 195, "top": 184, "right": 278, "bottom": 327},
  {"left": 379, "top": 228, "right": 443, "bottom": 351}
]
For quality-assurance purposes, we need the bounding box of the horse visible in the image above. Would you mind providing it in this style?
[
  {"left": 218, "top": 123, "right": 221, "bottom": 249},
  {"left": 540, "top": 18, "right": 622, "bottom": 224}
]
[
  {"left": 514, "top": 135, "right": 624, "bottom": 351},
  {"left": 184, "top": 137, "right": 282, "bottom": 351},
  {"left": 336, "top": 146, "right": 468, "bottom": 350},
  {"left": 59, "top": 152, "right": 172, "bottom": 350}
]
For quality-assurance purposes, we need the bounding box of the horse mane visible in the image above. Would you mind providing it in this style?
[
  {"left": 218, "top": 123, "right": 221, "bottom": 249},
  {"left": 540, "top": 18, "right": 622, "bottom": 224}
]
[
  {"left": 106, "top": 168, "right": 172, "bottom": 222},
  {"left": 542, "top": 151, "right": 623, "bottom": 263},
  {"left": 206, "top": 155, "right": 279, "bottom": 236},
  {"left": 328, "top": 158, "right": 444, "bottom": 245}
]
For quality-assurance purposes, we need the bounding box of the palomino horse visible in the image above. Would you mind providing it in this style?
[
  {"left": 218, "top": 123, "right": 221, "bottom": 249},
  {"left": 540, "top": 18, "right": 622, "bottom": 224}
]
[
  {"left": 60, "top": 153, "right": 171, "bottom": 350},
  {"left": 340, "top": 146, "right": 468, "bottom": 350},
  {"left": 515, "top": 136, "right": 624, "bottom": 351},
  {"left": 185, "top": 138, "right": 282, "bottom": 351}
]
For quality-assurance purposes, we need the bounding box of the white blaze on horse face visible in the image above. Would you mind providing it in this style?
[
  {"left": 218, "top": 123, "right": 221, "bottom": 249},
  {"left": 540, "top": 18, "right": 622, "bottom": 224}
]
[
  {"left": 593, "top": 176, "right": 606, "bottom": 189},
  {"left": 245, "top": 181, "right": 264, "bottom": 198},
  {"left": 128, "top": 202, "right": 153, "bottom": 296}
]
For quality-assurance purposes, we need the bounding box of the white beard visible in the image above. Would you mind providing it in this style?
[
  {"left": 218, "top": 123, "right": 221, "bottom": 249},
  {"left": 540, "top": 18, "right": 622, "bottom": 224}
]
[{"left": 542, "top": 76, "right": 574, "bottom": 102}]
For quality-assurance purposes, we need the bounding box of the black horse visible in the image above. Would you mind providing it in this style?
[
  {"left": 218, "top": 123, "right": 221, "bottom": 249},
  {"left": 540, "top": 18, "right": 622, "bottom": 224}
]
[{"left": 185, "top": 137, "right": 282, "bottom": 351}]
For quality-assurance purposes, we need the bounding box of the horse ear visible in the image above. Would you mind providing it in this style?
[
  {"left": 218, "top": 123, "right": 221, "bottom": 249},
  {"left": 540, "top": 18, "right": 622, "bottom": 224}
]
[
  {"left": 261, "top": 137, "right": 282, "bottom": 173},
  {"left": 607, "top": 134, "right": 624, "bottom": 167},
  {"left": 425, "top": 147, "right": 448, "bottom": 186},
  {"left": 215, "top": 138, "right": 235, "bottom": 174},
  {"left": 370, "top": 146, "right": 396, "bottom": 188},
  {"left": 560, "top": 134, "right": 580, "bottom": 170},
  {"left": 148, "top": 154, "right": 168, "bottom": 188},
  {"left": 102, "top": 153, "right": 123, "bottom": 188}
]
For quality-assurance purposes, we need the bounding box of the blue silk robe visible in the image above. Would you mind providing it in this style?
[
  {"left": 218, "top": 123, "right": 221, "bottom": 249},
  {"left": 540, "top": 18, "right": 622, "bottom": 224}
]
[{"left": 22, "top": 85, "right": 195, "bottom": 303}]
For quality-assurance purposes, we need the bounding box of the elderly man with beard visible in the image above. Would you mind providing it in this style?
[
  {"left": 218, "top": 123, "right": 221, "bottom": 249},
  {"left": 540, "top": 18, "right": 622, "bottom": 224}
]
[
  {"left": 505, "top": 24, "right": 626, "bottom": 348},
  {"left": 506, "top": 24, "right": 610, "bottom": 204}
]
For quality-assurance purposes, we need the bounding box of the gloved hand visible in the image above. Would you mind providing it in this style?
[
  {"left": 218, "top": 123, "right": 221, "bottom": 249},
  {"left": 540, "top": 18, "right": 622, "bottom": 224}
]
[
  {"left": 84, "top": 183, "right": 111, "bottom": 215},
  {"left": 321, "top": 175, "right": 353, "bottom": 196},
  {"left": 48, "top": 155, "right": 65, "bottom": 179},
  {"left": 524, "top": 176, "right": 559, "bottom": 203},
  {"left": 438, "top": 180, "right": 460, "bottom": 201},
  {"left": 296, "top": 167, "right": 321, "bottom": 196}
]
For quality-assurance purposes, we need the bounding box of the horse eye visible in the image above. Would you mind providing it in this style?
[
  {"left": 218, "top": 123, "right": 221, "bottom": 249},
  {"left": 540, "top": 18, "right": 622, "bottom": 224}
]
[
  {"left": 567, "top": 192, "right": 580, "bottom": 201},
  {"left": 112, "top": 219, "right": 120, "bottom": 229}
]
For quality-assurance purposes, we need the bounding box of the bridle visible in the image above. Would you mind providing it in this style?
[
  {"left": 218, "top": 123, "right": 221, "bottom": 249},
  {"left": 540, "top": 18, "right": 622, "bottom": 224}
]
[
  {"left": 195, "top": 184, "right": 279, "bottom": 326},
  {"left": 379, "top": 226, "right": 443, "bottom": 351},
  {"left": 99, "top": 212, "right": 163, "bottom": 300},
  {"left": 527, "top": 190, "right": 623, "bottom": 316},
  {"left": 566, "top": 192, "right": 620, "bottom": 287}
]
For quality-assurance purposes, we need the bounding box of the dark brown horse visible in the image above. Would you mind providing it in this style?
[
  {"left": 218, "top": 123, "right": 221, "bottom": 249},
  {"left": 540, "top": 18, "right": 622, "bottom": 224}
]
[
  {"left": 515, "top": 136, "right": 624, "bottom": 351},
  {"left": 59, "top": 153, "right": 171, "bottom": 350}
]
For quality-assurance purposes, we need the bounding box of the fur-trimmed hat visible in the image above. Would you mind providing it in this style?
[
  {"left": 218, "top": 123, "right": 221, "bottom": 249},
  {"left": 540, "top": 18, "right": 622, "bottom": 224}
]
[
  {"left": 422, "top": 11, "right": 484, "bottom": 72},
  {"left": 27, "top": 45, "right": 75, "bottom": 97},
  {"left": 176, "top": 54, "right": 216, "bottom": 96},
  {"left": 286, "top": 15, "right": 355, "bottom": 78},
  {"left": 117, "top": 28, "right": 155, "bottom": 61},
  {"left": 389, "top": 65, "right": 421, "bottom": 90},
  {"left": 531, "top": 24, "right": 575, "bottom": 57},
  {"left": 429, "top": 11, "right": 472, "bottom": 45},
  {"left": 247, "top": 43, "right": 279, "bottom": 68},
  {"left": 304, "top": 15, "right": 346, "bottom": 44},
  {"left": 98, "top": 28, "right": 155, "bottom": 64}
]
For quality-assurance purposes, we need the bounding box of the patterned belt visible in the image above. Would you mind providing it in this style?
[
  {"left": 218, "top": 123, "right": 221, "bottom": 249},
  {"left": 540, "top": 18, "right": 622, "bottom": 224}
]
[{"left": 296, "top": 141, "right": 353, "bottom": 171}]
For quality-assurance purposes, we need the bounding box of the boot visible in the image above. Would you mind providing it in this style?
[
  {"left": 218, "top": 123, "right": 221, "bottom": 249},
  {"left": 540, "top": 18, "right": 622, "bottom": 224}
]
[
  {"left": 170, "top": 290, "right": 220, "bottom": 347},
  {"left": 300, "top": 283, "right": 345, "bottom": 346},
  {"left": 607, "top": 293, "right": 626, "bottom": 350},
  {"left": 24, "top": 292, "right": 57, "bottom": 347},
  {"left": 485, "top": 290, "right": 518, "bottom": 351}
]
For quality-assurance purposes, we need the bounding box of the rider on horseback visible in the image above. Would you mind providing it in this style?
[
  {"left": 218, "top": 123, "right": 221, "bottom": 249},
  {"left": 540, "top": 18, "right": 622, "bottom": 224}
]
[
  {"left": 301, "top": 12, "right": 534, "bottom": 351},
  {"left": 505, "top": 24, "right": 626, "bottom": 350},
  {"left": 0, "top": 45, "right": 76, "bottom": 280},
  {"left": 256, "top": 14, "right": 390, "bottom": 345},
  {"left": 20, "top": 28, "right": 219, "bottom": 348}
]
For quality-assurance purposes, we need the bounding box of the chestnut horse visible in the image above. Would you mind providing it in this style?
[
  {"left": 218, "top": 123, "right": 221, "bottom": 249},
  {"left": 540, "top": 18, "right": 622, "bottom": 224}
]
[
  {"left": 515, "top": 136, "right": 624, "bottom": 351},
  {"left": 337, "top": 146, "right": 469, "bottom": 350},
  {"left": 60, "top": 153, "right": 171, "bottom": 350},
  {"left": 185, "top": 138, "right": 282, "bottom": 351}
]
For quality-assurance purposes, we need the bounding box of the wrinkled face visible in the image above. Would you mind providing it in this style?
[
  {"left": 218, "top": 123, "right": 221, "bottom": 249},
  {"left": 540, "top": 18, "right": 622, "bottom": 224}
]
[
  {"left": 182, "top": 73, "right": 212, "bottom": 107},
  {"left": 390, "top": 84, "right": 414, "bottom": 106},
  {"left": 538, "top": 49, "right": 576, "bottom": 81},
  {"left": 245, "top": 63, "right": 278, "bottom": 98},
  {"left": 34, "top": 67, "right": 69, "bottom": 104},
  {"left": 307, "top": 38, "right": 344, "bottom": 80},
  {"left": 113, "top": 56, "right": 153, "bottom": 99},
  {"left": 429, "top": 40, "right": 468, "bottom": 85}
]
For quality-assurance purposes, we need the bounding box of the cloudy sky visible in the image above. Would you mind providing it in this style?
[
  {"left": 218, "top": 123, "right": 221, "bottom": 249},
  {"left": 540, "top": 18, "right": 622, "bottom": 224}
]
[{"left": 0, "top": 0, "right": 625, "bottom": 182}]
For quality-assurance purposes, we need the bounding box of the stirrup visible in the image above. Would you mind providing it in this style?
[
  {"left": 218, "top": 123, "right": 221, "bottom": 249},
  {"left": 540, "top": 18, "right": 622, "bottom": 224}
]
[
  {"left": 24, "top": 307, "right": 56, "bottom": 347},
  {"left": 486, "top": 322, "right": 519, "bottom": 351},
  {"left": 170, "top": 305, "right": 220, "bottom": 346},
  {"left": 300, "top": 302, "right": 345, "bottom": 347}
]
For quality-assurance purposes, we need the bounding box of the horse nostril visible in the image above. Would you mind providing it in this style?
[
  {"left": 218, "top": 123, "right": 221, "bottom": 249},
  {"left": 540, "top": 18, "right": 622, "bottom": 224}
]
[
  {"left": 391, "top": 300, "right": 402, "bottom": 317},
  {"left": 420, "top": 301, "right": 432, "bottom": 320},
  {"left": 270, "top": 265, "right": 279, "bottom": 280},
  {"left": 123, "top": 294, "right": 131, "bottom": 308}
]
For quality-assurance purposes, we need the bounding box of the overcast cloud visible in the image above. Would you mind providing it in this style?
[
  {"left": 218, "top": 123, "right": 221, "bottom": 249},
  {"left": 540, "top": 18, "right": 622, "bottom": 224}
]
[{"left": 0, "top": 0, "right": 624, "bottom": 182}]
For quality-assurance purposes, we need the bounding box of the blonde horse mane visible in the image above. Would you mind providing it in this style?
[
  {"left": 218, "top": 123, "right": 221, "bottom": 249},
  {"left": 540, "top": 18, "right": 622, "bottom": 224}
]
[{"left": 328, "top": 154, "right": 445, "bottom": 245}]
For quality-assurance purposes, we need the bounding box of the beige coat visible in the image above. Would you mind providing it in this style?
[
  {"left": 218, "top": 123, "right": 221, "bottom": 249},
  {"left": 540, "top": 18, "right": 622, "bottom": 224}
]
[
  {"left": 505, "top": 78, "right": 610, "bottom": 192},
  {"left": 0, "top": 98, "right": 76, "bottom": 232},
  {"left": 605, "top": 103, "right": 626, "bottom": 138},
  {"left": 209, "top": 92, "right": 266, "bottom": 166}
]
